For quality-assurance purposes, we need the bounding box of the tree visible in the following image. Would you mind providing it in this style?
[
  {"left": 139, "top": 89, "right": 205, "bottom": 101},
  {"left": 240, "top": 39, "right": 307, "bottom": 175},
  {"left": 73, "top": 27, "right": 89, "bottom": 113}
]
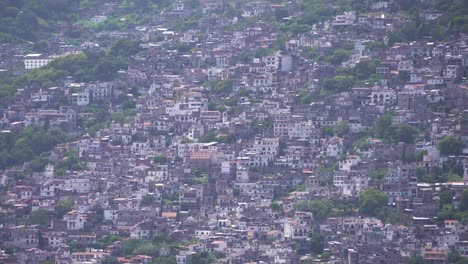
[
  {"left": 323, "top": 76, "right": 356, "bottom": 92},
  {"left": 55, "top": 198, "right": 74, "bottom": 218},
  {"left": 214, "top": 79, "right": 233, "bottom": 94},
  {"left": 369, "top": 168, "right": 388, "bottom": 180},
  {"left": 309, "top": 233, "right": 324, "bottom": 254},
  {"left": 133, "top": 243, "right": 159, "bottom": 256},
  {"left": 408, "top": 256, "right": 427, "bottom": 264},
  {"left": 30, "top": 209, "right": 49, "bottom": 226},
  {"left": 102, "top": 258, "right": 119, "bottom": 264},
  {"left": 389, "top": 124, "right": 419, "bottom": 143},
  {"left": 334, "top": 121, "right": 350, "bottom": 137},
  {"left": 359, "top": 188, "right": 388, "bottom": 216},
  {"left": 374, "top": 114, "right": 393, "bottom": 139},
  {"left": 293, "top": 199, "right": 333, "bottom": 220},
  {"left": 460, "top": 189, "right": 468, "bottom": 211},
  {"left": 153, "top": 155, "right": 168, "bottom": 164},
  {"left": 189, "top": 251, "right": 216, "bottom": 264},
  {"left": 150, "top": 256, "right": 177, "bottom": 264},
  {"left": 141, "top": 195, "right": 155, "bottom": 206},
  {"left": 438, "top": 136, "right": 463, "bottom": 156},
  {"left": 271, "top": 203, "right": 282, "bottom": 212}
]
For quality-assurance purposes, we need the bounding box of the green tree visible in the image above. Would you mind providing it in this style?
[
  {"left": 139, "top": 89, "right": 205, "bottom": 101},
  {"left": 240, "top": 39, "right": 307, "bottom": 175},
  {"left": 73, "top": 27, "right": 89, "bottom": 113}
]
[
  {"left": 369, "top": 168, "right": 388, "bottom": 180},
  {"left": 408, "top": 256, "right": 426, "bottom": 264},
  {"left": 460, "top": 189, "right": 468, "bottom": 211},
  {"left": 214, "top": 79, "right": 233, "bottom": 94},
  {"left": 293, "top": 199, "right": 333, "bottom": 220},
  {"left": 30, "top": 209, "right": 49, "bottom": 226},
  {"left": 374, "top": 114, "right": 393, "bottom": 139},
  {"left": 334, "top": 121, "right": 350, "bottom": 137},
  {"left": 189, "top": 251, "right": 216, "bottom": 264},
  {"left": 389, "top": 124, "right": 419, "bottom": 143},
  {"left": 55, "top": 198, "right": 74, "bottom": 218},
  {"left": 133, "top": 243, "right": 159, "bottom": 256},
  {"left": 150, "top": 256, "right": 177, "bottom": 264},
  {"left": 153, "top": 155, "right": 168, "bottom": 164},
  {"left": 309, "top": 233, "right": 324, "bottom": 254},
  {"left": 323, "top": 76, "right": 355, "bottom": 92},
  {"left": 271, "top": 203, "right": 282, "bottom": 212},
  {"left": 102, "top": 258, "right": 119, "bottom": 264},
  {"left": 438, "top": 136, "right": 463, "bottom": 156},
  {"left": 359, "top": 188, "right": 388, "bottom": 216}
]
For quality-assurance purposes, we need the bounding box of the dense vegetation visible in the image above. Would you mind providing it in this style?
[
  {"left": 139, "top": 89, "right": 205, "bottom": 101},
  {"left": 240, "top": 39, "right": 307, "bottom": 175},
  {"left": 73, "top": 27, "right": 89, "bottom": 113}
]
[
  {"left": 389, "top": 0, "right": 468, "bottom": 43},
  {"left": 0, "top": 38, "right": 140, "bottom": 101},
  {"left": 0, "top": 126, "right": 69, "bottom": 170},
  {"left": 0, "top": 0, "right": 177, "bottom": 42},
  {"left": 0, "top": 0, "right": 80, "bottom": 42}
]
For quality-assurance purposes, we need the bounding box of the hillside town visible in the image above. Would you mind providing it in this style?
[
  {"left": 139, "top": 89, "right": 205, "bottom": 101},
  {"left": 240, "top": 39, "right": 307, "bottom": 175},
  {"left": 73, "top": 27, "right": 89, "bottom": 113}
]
[{"left": 0, "top": 0, "right": 467, "bottom": 264}]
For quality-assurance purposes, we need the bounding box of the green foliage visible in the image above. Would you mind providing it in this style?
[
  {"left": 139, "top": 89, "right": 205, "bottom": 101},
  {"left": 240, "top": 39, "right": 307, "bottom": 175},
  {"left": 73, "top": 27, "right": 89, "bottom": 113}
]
[
  {"left": 189, "top": 175, "right": 208, "bottom": 185},
  {"left": 438, "top": 136, "right": 464, "bottom": 156},
  {"left": 322, "top": 126, "right": 334, "bottom": 137},
  {"left": 0, "top": 127, "right": 68, "bottom": 170},
  {"left": 124, "top": 239, "right": 146, "bottom": 255},
  {"left": 294, "top": 199, "right": 333, "bottom": 220},
  {"left": 181, "top": 138, "right": 194, "bottom": 144},
  {"left": 95, "top": 235, "right": 124, "bottom": 249},
  {"left": 416, "top": 167, "right": 463, "bottom": 183},
  {"left": 323, "top": 76, "right": 356, "bottom": 92},
  {"left": 30, "top": 209, "right": 49, "bottom": 226},
  {"left": 448, "top": 251, "right": 468, "bottom": 264},
  {"left": 123, "top": 237, "right": 180, "bottom": 260},
  {"left": 88, "top": 207, "right": 105, "bottom": 226},
  {"left": 141, "top": 195, "right": 155, "bottom": 206},
  {"left": 373, "top": 115, "right": 419, "bottom": 143},
  {"left": 408, "top": 256, "right": 427, "bottom": 264},
  {"left": 301, "top": 47, "right": 318, "bottom": 60},
  {"left": 359, "top": 188, "right": 388, "bottom": 216},
  {"left": 0, "top": 39, "right": 140, "bottom": 100},
  {"left": 213, "top": 79, "right": 233, "bottom": 95},
  {"left": 374, "top": 114, "right": 393, "bottom": 139},
  {"left": 56, "top": 150, "right": 86, "bottom": 175},
  {"left": 150, "top": 256, "right": 177, "bottom": 264},
  {"left": 369, "top": 168, "right": 388, "bottom": 180},
  {"left": 0, "top": 0, "right": 80, "bottom": 42},
  {"left": 154, "top": 155, "right": 168, "bottom": 164},
  {"left": 299, "top": 91, "right": 312, "bottom": 105},
  {"left": 296, "top": 0, "right": 336, "bottom": 26},
  {"left": 460, "top": 189, "right": 468, "bottom": 211},
  {"left": 352, "top": 137, "right": 371, "bottom": 151},
  {"left": 55, "top": 198, "right": 74, "bottom": 218},
  {"left": 340, "top": 59, "right": 381, "bottom": 81},
  {"left": 309, "top": 233, "right": 325, "bottom": 254},
  {"left": 133, "top": 243, "right": 160, "bottom": 256},
  {"left": 271, "top": 202, "right": 282, "bottom": 212},
  {"left": 334, "top": 121, "right": 350, "bottom": 137},
  {"left": 325, "top": 48, "right": 352, "bottom": 65},
  {"left": 189, "top": 251, "right": 217, "bottom": 264},
  {"left": 378, "top": 208, "right": 411, "bottom": 225},
  {"left": 389, "top": 0, "right": 468, "bottom": 43},
  {"left": 102, "top": 258, "right": 119, "bottom": 264},
  {"left": 390, "top": 124, "right": 419, "bottom": 143},
  {"left": 199, "top": 130, "right": 217, "bottom": 143},
  {"left": 70, "top": 240, "right": 86, "bottom": 252},
  {"left": 29, "top": 154, "right": 51, "bottom": 172},
  {"left": 152, "top": 234, "right": 172, "bottom": 244}
]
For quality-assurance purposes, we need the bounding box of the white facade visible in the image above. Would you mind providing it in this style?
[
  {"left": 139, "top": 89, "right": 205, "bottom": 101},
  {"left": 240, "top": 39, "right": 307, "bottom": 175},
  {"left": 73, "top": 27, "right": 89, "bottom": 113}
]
[
  {"left": 72, "top": 92, "right": 90, "bottom": 106},
  {"left": 24, "top": 54, "right": 51, "bottom": 70}
]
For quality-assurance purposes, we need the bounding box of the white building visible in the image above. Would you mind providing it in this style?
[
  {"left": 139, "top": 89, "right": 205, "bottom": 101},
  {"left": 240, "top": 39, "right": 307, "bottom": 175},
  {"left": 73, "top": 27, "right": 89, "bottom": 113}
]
[
  {"left": 71, "top": 92, "right": 90, "bottom": 106},
  {"left": 24, "top": 54, "right": 51, "bottom": 70},
  {"left": 63, "top": 211, "right": 86, "bottom": 231}
]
